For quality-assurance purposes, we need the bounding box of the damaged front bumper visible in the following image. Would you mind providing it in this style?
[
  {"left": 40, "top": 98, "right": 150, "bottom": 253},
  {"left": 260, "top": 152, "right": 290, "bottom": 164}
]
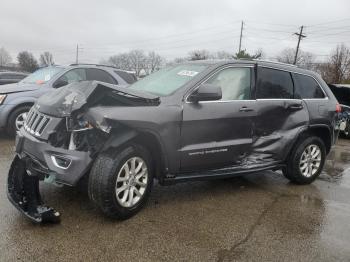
[{"left": 7, "top": 128, "right": 93, "bottom": 223}]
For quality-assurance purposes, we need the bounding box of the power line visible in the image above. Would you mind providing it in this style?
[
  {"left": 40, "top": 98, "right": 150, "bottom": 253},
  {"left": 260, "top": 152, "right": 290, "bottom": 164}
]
[
  {"left": 306, "top": 25, "right": 350, "bottom": 34},
  {"left": 307, "top": 18, "right": 350, "bottom": 27},
  {"left": 243, "top": 20, "right": 298, "bottom": 28}
]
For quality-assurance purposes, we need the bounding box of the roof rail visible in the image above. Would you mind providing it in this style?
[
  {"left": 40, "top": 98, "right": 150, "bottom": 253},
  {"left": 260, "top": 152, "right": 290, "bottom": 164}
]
[
  {"left": 69, "top": 63, "right": 123, "bottom": 70},
  {"left": 253, "top": 59, "right": 298, "bottom": 67}
]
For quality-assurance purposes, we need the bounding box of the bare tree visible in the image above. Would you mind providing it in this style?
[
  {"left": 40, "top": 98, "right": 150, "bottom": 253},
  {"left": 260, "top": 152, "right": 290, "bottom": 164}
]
[
  {"left": 0, "top": 47, "right": 12, "bottom": 66},
  {"left": 128, "top": 50, "right": 147, "bottom": 77},
  {"left": 108, "top": 53, "right": 132, "bottom": 71},
  {"left": 17, "top": 51, "right": 39, "bottom": 72},
  {"left": 106, "top": 50, "right": 164, "bottom": 77},
  {"left": 314, "top": 45, "right": 350, "bottom": 83},
  {"left": 188, "top": 49, "right": 211, "bottom": 60},
  {"left": 39, "top": 52, "right": 54, "bottom": 66},
  {"left": 276, "top": 48, "right": 315, "bottom": 70},
  {"left": 147, "top": 51, "right": 163, "bottom": 74},
  {"left": 328, "top": 44, "right": 350, "bottom": 83}
]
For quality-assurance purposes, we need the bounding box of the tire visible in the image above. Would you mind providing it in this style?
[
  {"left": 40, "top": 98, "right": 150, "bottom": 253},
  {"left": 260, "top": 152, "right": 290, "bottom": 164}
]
[
  {"left": 88, "top": 144, "right": 154, "bottom": 220},
  {"left": 6, "top": 105, "right": 32, "bottom": 136},
  {"left": 283, "top": 135, "right": 326, "bottom": 185}
]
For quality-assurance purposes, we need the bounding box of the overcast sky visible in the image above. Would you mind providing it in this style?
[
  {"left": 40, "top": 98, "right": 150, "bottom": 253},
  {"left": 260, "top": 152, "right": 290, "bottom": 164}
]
[{"left": 1, "top": 0, "right": 350, "bottom": 65}]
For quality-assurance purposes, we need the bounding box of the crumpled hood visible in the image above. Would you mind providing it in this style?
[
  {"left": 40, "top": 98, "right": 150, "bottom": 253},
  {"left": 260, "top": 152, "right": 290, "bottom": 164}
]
[
  {"left": 36, "top": 81, "right": 160, "bottom": 117},
  {"left": 0, "top": 82, "right": 39, "bottom": 94}
]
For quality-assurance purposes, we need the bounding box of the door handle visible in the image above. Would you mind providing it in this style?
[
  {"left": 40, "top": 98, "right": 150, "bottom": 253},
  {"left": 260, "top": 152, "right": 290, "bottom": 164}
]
[
  {"left": 239, "top": 106, "right": 254, "bottom": 112},
  {"left": 287, "top": 104, "right": 303, "bottom": 110}
]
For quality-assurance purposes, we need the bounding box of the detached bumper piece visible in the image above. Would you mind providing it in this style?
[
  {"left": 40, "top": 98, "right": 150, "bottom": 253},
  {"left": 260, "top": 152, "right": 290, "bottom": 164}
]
[{"left": 7, "top": 156, "right": 60, "bottom": 224}]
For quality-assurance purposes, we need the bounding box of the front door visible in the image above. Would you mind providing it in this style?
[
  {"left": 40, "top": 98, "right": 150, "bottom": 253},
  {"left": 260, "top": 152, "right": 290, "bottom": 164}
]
[{"left": 180, "top": 66, "right": 256, "bottom": 172}]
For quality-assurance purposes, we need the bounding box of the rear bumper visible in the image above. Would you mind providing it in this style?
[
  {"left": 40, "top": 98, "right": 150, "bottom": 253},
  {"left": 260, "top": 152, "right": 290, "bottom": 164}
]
[{"left": 15, "top": 128, "right": 93, "bottom": 186}]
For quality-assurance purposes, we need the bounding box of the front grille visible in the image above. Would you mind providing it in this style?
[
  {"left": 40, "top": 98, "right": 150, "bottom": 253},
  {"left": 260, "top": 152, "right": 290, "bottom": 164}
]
[{"left": 24, "top": 108, "right": 51, "bottom": 136}]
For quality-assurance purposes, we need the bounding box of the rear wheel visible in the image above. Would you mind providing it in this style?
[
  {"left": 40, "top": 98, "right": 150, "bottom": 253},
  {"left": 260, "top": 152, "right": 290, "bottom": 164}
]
[
  {"left": 6, "top": 105, "right": 31, "bottom": 136},
  {"left": 283, "top": 136, "right": 326, "bottom": 184},
  {"left": 88, "top": 144, "right": 153, "bottom": 220}
]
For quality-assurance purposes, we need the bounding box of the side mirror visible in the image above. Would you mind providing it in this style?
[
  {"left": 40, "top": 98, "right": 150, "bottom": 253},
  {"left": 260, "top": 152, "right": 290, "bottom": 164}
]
[
  {"left": 53, "top": 79, "right": 68, "bottom": 88},
  {"left": 189, "top": 84, "right": 222, "bottom": 102}
]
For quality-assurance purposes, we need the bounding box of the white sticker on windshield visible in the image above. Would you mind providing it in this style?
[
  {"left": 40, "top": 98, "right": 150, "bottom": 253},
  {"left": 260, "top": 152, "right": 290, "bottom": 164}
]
[
  {"left": 44, "top": 74, "right": 51, "bottom": 81},
  {"left": 177, "top": 70, "right": 199, "bottom": 77}
]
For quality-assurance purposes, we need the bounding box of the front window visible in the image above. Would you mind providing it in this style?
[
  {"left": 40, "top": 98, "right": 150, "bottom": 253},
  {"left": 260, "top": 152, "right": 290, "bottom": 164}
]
[
  {"left": 21, "top": 67, "right": 64, "bottom": 84},
  {"left": 129, "top": 64, "right": 208, "bottom": 96},
  {"left": 205, "top": 67, "right": 251, "bottom": 100}
]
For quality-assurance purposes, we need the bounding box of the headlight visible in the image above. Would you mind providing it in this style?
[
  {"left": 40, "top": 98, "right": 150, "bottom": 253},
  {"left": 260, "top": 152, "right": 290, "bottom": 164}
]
[{"left": 0, "top": 94, "right": 7, "bottom": 105}]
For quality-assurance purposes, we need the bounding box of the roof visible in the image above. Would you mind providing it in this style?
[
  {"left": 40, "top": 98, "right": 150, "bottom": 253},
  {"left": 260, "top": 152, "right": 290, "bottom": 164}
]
[{"left": 186, "top": 59, "right": 317, "bottom": 76}]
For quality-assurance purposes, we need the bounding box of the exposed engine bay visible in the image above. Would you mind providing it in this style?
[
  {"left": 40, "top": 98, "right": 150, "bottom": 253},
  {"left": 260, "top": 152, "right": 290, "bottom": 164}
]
[{"left": 7, "top": 81, "right": 161, "bottom": 223}]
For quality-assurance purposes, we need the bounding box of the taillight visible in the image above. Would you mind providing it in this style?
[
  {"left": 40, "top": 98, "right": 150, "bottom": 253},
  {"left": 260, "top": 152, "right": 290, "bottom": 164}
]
[{"left": 336, "top": 104, "right": 342, "bottom": 113}]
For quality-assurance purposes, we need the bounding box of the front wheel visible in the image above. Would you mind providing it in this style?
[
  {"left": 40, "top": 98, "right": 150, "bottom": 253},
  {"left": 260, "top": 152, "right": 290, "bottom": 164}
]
[
  {"left": 7, "top": 105, "right": 31, "bottom": 135},
  {"left": 283, "top": 136, "right": 326, "bottom": 184},
  {"left": 88, "top": 144, "right": 153, "bottom": 220}
]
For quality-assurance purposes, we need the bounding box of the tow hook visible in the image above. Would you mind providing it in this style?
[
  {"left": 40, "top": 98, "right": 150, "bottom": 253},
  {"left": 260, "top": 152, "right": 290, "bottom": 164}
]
[{"left": 7, "top": 155, "right": 61, "bottom": 224}]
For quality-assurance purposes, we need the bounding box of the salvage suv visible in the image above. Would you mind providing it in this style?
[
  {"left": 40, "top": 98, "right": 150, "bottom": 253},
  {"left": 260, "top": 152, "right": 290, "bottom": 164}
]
[{"left": 8, "top": 60, "right": 340, "bottom": 223}]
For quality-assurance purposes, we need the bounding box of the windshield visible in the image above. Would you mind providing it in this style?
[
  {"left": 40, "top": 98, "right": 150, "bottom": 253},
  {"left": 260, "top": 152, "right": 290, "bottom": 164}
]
[
  {"left": 21, "top": 67, "right": 64, "bottom": 84},
  {"left": 129, "top": 64, "right": 208, "bottom": 96}
]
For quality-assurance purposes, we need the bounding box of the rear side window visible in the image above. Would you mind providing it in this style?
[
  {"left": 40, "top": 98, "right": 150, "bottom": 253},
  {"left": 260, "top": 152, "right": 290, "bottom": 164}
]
[
  {"left": 293, "top": 74, "right": 325, "bottom": 99},
  {"left": 256, "top": 67, "right": 293, "bottom": 99},
  {"left": 115, "top": 70, "right": 137, "bottom": 84},
  {"left": 86, "top": 69, "right": 117, "bottom": 84}
]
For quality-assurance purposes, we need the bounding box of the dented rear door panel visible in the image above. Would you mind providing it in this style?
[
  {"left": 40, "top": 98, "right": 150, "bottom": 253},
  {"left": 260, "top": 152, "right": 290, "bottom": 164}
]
[{"left": 251, "top": 99, "right": 309, "bottom": 164}]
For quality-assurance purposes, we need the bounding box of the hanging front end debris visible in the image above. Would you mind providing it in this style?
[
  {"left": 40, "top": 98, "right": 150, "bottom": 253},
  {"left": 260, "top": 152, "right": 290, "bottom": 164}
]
[{"left": 7, "top": 156, "right": 61, "bottom": 223}]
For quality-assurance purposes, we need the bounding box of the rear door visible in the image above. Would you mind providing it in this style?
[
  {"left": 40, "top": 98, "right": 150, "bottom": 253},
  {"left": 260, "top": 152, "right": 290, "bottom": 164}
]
[
  {"left": 254, "top": 66, "right": 309, "bottom": 163},
  {"left": 180, "top": 65, "right": 257, "bottom": 172}
]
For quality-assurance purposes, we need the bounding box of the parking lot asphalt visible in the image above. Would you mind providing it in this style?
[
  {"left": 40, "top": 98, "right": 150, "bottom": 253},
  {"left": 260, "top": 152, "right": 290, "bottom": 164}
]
[{"left": 1, "top": 134, "right": 350, "bottom": 262}]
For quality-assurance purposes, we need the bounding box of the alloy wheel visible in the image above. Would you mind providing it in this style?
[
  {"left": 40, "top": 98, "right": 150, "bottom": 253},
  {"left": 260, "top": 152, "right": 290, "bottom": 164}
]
[
  {"left": 299, "top": 144, "right": 322, "bottom": 177},
  {"left": 15, "top": 112, "right": 28, "bottom": 131},
  {"left": 115, "top": 157, "right": 148, "bottom": 208}
]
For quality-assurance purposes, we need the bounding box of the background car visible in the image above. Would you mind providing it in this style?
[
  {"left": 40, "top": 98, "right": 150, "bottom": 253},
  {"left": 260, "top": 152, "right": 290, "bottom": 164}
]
[
  {"left": 0, "top": 71, "right": 28, "bottom": 85},
  {"left": 328, "top": 84, "right": 350, "bottom": 138},
  {"left": 0, "top": 64, "right": 137, "bottom": 135}
]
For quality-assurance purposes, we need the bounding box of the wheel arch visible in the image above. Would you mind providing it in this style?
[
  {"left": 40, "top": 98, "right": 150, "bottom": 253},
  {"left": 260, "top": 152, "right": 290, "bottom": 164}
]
[
  {"left": 6, "top": 102, "right": 34, "bottom": 125},
  {"left": 288, "top": 125, "right": 332, "bottom": 158},
  {"left": 308, "top": 125, "right": 332, "bottom": 154},
  {"left": 102, "top": 128, "right": 169, "bottom": 180}
]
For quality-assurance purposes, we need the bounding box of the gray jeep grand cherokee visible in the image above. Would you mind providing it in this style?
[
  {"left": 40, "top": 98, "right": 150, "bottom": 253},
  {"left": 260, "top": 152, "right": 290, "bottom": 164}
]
[{"left": 7, "top": 60, "right": 340, "bottom": 223}]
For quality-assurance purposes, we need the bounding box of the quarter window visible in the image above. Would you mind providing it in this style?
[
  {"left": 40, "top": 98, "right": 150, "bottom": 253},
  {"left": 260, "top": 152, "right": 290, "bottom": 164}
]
[
  {"left": 293, "top": 74, "right": 325, "bottom": 99},
  {"left": 256, "top": 67, "right": 293, "bottom": 99},
  {"left": 205, "top": 67, "right": 251, "bottom": 100},
  {"left": 86, "top": 69, "right": 117, "bottom": 84}
]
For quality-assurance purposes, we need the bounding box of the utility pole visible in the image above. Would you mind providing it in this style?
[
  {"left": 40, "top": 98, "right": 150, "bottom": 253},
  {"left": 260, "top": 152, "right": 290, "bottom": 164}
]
[
  {"left": 75, "top": 44, "right": 79, "bottom": 64},
  {"left": 293, "top": 26, "right": 306, "bottom": 65},
  {"left": 238, "top": 21, "right": 244, "bottom": 53}
]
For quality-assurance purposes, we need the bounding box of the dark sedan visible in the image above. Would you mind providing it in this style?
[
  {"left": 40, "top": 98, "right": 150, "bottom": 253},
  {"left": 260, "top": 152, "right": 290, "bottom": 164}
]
[{"left": 0, "top": 71, "right": 28, "bottom": 85}]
